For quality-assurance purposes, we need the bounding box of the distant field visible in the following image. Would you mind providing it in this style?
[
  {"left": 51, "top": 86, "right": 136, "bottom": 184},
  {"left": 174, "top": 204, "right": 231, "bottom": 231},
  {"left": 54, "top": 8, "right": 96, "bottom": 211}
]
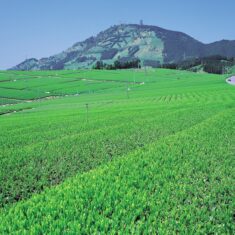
[{"left": 0, "top": 69, "right": 234, "bottom": 233}]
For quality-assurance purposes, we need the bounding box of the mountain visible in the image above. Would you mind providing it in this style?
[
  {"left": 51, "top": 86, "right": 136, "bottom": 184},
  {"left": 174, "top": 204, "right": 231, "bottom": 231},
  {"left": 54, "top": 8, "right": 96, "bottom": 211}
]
[{"left": 10, "top": 24, "right": 235, "bottom": 70}]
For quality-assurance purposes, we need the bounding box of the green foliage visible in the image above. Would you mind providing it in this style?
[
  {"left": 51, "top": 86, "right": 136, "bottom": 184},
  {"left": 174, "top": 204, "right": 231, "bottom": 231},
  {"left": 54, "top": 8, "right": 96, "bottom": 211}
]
[
  {"left": 0, "top": 109, "right": 234, "bottom": 233},
  {"left": 0, "top": 68, "right": 234, "bottom": 233},
  {"left": 93, "top": 59, "right": 141, "bottom": 70},
  {"left": 161, "top": 55, "right": 235, "bottom": 74}
]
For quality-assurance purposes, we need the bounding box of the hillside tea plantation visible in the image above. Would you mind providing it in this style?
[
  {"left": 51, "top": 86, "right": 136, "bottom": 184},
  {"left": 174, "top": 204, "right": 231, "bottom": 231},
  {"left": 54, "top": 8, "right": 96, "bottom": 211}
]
[{"left": 0, "top": 69, "right": 234, "bottom": 233}]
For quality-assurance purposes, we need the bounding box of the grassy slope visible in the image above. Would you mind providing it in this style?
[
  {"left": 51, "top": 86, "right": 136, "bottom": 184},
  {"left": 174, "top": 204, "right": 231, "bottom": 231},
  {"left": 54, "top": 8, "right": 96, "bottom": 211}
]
[{"left": 0, "top": 69, "right": 234, "bottom": 233}]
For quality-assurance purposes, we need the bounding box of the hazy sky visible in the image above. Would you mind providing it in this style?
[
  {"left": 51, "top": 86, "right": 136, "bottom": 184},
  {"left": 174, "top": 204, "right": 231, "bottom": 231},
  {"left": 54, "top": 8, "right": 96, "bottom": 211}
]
[{"left": 1, "top": 0, "right": 234, "bottom": 69}]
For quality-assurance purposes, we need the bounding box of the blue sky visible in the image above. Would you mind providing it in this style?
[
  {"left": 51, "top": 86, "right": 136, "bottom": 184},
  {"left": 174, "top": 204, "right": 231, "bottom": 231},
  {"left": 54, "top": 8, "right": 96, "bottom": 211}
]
[{"left": 0, "top": 0, "right": 234, "bottom": 69}]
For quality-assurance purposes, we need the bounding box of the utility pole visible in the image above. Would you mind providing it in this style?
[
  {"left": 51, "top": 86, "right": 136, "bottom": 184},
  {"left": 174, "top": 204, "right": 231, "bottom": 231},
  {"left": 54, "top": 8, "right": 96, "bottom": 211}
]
[
  {"left": 85, "top": 103, "right": 89, "bottom": 122},
  {"left": 133, "top": 69, "right": 136, "bottom": 85},
  {"left": 38, "top": 89, "right": 40, "bottom": 103},
  {"left": 25, "top": 55, "right": 28, "bottom": 91},
  {"left": 145, "top": 66, "right": 147, "bottom": 76},
  {"left": 25, "top": 55, "right": 28, "bottom": 72},
  {"left": 126, "top": 83, "right": 129, "bottom": 99}
]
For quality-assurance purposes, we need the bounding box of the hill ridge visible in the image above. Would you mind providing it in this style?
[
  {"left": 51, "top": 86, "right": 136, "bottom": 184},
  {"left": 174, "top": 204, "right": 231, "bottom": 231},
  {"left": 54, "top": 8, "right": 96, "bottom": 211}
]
[{"left": 10, "top": 24, "right": 235, "bottom": 70}]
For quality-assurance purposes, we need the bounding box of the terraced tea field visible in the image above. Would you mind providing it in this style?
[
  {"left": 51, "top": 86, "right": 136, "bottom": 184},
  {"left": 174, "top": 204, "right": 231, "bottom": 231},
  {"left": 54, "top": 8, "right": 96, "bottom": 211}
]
[{"left": 0, "top": 69, "right": 234, "bottom": 233}]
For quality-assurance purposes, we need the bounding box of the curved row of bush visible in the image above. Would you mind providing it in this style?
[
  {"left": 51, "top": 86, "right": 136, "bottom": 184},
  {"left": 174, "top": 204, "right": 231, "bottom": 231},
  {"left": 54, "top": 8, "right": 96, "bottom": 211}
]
[{"left": 0, "top": 109, "right": 234, "bottom": 233}]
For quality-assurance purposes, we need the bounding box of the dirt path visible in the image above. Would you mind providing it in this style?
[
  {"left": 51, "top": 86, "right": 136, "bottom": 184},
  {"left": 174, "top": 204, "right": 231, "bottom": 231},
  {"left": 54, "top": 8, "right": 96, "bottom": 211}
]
[{"left": 226, "top": 76, "right": 235, "bottom": 85}]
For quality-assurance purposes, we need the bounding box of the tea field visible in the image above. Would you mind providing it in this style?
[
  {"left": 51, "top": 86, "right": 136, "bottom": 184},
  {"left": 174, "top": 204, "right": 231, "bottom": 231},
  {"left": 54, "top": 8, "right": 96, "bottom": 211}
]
[{"left": 0, "top": 69, "right": 234, "bottom": 233}]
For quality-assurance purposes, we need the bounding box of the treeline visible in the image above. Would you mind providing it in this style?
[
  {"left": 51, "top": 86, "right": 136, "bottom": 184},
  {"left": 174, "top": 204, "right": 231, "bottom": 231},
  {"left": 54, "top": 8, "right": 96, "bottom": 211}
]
[
  {"left": 161, "top": 55, "right": 235, "bottom": 74},
  {"left": 93, "top": 59, "right": 141, "bottom": 70}
]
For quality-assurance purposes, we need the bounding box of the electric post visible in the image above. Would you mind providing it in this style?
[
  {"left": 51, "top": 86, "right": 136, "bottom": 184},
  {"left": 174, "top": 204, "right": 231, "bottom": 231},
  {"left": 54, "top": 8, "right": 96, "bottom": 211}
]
[
  {"left": 133, "top": 69, "right": 136, "bottom": 86},
  {"left": 38, "top": 89, "right": 40, "bottom": 107},
  {"left": 126, "top": 83, "right": 129, "bottom": 99},
  {"left": 86, "top": 103, "right": 89, "bottom": 123}
]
